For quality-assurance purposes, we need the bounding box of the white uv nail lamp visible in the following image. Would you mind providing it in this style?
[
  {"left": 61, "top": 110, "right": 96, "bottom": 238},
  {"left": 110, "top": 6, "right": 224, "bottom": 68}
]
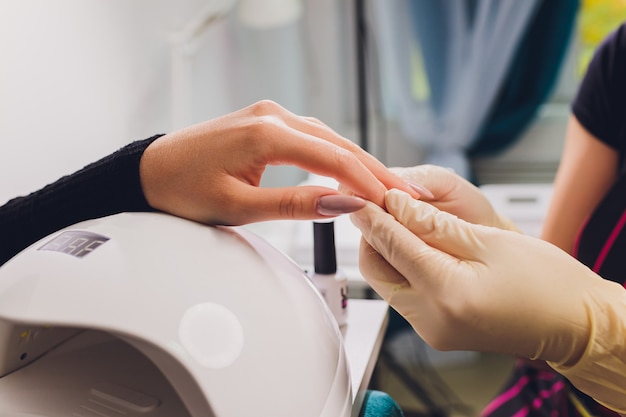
[{"left": 0, "top": 212, "right": 351, "bottom": 417}]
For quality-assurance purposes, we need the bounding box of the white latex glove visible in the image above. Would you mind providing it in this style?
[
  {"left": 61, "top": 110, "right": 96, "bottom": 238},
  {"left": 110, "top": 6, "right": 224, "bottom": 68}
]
[
  {"left": 390, "top": 165, "right": 519, "bottom": 232},
  {"left": 351, "top": 189, "right": 626, "bottom": 413}
]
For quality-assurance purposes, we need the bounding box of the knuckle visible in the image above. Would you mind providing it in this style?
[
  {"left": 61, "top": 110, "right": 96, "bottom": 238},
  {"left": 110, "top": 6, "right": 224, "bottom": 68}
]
[
  {"left": 249, "top": 99, "right": 282, "bottom": 116},
  {"left": 278, "top": 192, "right": 307, "bottom": 219},
  {"left": 245, "top": 115, "right": 282, "bottom": 142},
  {"left": 332, "top": 147, "right": 357, "bottom": 170},
  {"left": 303, "top": 115, "right": 324, "bottom": 126}
]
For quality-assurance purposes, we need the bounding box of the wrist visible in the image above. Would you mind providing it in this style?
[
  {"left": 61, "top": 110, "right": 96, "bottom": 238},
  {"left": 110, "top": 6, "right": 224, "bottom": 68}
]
[
  {"left": 548, "top": 280, "right": 626, "bottom": 413},
  {"left": 138, "top": 136, "right": 173, "bottom": 213}
]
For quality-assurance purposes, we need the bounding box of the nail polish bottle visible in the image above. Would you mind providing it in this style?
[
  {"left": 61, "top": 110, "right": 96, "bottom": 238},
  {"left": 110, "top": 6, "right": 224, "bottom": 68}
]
[{"left": 308, "top": 221, "right": 348, "bottom": 328}]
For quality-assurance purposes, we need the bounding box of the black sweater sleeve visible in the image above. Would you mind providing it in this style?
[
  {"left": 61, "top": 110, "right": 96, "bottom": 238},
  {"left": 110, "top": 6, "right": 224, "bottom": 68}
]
[{"left": 0, "top": 135, "right": 163, "bottom": 266}]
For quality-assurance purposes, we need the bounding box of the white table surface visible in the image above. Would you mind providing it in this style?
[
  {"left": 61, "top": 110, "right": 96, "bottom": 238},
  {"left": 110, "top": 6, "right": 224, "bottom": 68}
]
[{"left": 344, "top": 298, "right": 389, "bottom": 416}]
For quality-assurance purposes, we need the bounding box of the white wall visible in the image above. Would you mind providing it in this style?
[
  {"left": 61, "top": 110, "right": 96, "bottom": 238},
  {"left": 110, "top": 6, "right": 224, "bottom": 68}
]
[
  {"left": 0, "top": 1, "right": 214, "bottom": 203},
  {"left": 0, "top": 0, "right": 355, "bottom": 205}
]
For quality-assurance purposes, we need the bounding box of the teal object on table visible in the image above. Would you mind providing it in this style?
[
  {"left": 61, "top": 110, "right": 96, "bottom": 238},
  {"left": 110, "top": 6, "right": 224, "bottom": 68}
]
[{"left": 360, "top": 390, "right": 405, "bottom": 417}]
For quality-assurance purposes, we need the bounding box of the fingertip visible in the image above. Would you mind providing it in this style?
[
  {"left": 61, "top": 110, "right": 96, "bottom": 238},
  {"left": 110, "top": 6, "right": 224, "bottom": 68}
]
[
  {"left": 380, "top": 168, "right": 425, "bottom": 200},
  {"left": 385, "top": 189, "right": 438, "bottom": 227},
  {"left": 408, "top": 182, "right": 435, "bottom": 199},
  {"left": 385, "top": 188, "right": 413, "bottom": 207}
]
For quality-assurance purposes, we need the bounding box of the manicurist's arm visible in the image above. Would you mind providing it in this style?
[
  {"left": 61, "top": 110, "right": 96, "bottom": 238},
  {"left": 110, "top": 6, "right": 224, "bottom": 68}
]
[{"left": 351, "top": 187, "right": 626, "bottom": 414}]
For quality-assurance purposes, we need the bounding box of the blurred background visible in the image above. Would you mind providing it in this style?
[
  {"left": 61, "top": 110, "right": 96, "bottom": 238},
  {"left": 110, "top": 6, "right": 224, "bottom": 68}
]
[{"left": 1, "top": 0, "right": 624, "bottom": 203}]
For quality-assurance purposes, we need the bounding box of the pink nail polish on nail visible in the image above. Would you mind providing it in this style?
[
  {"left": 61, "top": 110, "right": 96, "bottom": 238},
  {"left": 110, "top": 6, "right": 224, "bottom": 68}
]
[
  {"left": 317, "top": 195, "right": 367, "bottom": 216},
  {"left": 408, "top": 182, "right": 434, "bottom": 199}
]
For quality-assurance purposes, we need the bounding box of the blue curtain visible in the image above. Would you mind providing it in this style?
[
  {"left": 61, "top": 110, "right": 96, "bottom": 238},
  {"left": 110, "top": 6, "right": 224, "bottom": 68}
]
[
  {"left": 375, "top": 0, "right": 544, "bottom": 178},
  {"left": 373, "top": 0, "right": 579, "bottom": 179},
  {"left": 468, "top": 0, "right": 580, "bottom": 160}
]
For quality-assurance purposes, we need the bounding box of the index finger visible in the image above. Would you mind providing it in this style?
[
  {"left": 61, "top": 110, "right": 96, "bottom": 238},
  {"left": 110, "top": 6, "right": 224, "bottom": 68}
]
[
  {"left": 270, "top": 105, "right": 421, "bottom": 201},
  {"left": 261, "top": 124, "right": 414, "bottom": 207}
]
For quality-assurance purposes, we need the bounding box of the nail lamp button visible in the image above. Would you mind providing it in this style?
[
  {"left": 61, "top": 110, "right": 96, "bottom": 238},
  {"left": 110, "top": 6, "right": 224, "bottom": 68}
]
[{"left": 179, "top": 302, "right": 244, "bottom": 369}]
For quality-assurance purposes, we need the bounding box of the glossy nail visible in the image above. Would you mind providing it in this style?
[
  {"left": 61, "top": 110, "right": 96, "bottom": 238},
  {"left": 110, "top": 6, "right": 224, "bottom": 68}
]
[
  {"left": 317, "top": 195, "right": 367, "bottom": 216},
  {"left": 408, "top": 182, "right": 434, "bottom": 199}
]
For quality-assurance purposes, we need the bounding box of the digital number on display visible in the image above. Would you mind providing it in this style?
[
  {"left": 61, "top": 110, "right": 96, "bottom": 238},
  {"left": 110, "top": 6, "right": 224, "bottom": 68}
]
[{"left": 38, "top": 231, "right": 110, "bottom": 258}]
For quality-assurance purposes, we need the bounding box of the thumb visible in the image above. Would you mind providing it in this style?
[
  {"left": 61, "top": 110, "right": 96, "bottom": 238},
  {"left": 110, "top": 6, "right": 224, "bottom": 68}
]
[
  {"left": 350, "top": 198, "right": 466, "bottom": 297},
  {"left": 385, "top": 189, "right": 489, "bottom": 261},
  {"left": 237, "top": 185, "right": 367, "bottom": 223}
]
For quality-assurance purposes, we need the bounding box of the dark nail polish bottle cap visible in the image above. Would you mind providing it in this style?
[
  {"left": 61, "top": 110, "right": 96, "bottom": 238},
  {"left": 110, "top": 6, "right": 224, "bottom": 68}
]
[{"left": 313, "top": 221, "right": 337, "bottom": 274}]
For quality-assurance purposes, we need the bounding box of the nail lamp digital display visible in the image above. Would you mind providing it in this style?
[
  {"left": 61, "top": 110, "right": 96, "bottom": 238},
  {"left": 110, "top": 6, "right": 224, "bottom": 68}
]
[
  {"left": 0, "top": 212, "right": 351, "bottom": 417},
  {"left": 39, "top": 230, "right": 109, "bottom": 258}
]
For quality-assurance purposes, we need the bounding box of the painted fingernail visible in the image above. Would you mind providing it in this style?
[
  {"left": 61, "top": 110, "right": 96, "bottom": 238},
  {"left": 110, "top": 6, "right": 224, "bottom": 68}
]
[
  {"left": 408, "top": 182, "right": 434, "bottom": 199},
  {"left": 317, "top": 195, "right": 367, "bottom": 216}
]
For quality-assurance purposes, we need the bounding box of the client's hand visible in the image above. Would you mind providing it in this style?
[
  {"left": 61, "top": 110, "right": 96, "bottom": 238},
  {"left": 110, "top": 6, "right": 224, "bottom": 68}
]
[
  {"left": 139, "top": 100, "right": 419, "bottom": 225},
  {"left": 351, "top": 189, "right": 626, "bottom": 413}
]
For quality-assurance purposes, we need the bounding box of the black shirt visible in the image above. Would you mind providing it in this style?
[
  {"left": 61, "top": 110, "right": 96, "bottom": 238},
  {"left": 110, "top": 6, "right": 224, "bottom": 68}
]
[
  {"left": 572, "top": 22, "right": 626, "bottom": 161},
  {"left": 571, "top": 22, "right": 626, "bottom": 284}
]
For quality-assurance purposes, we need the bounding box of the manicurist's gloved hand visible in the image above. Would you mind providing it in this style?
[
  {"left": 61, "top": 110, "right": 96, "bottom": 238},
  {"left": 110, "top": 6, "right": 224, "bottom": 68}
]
[
  {"left": 389, "top": 165, "right": 519, "bottom": 231},
  {"left": 351, "top": 189, "right": 626, "bottom": 413}
]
